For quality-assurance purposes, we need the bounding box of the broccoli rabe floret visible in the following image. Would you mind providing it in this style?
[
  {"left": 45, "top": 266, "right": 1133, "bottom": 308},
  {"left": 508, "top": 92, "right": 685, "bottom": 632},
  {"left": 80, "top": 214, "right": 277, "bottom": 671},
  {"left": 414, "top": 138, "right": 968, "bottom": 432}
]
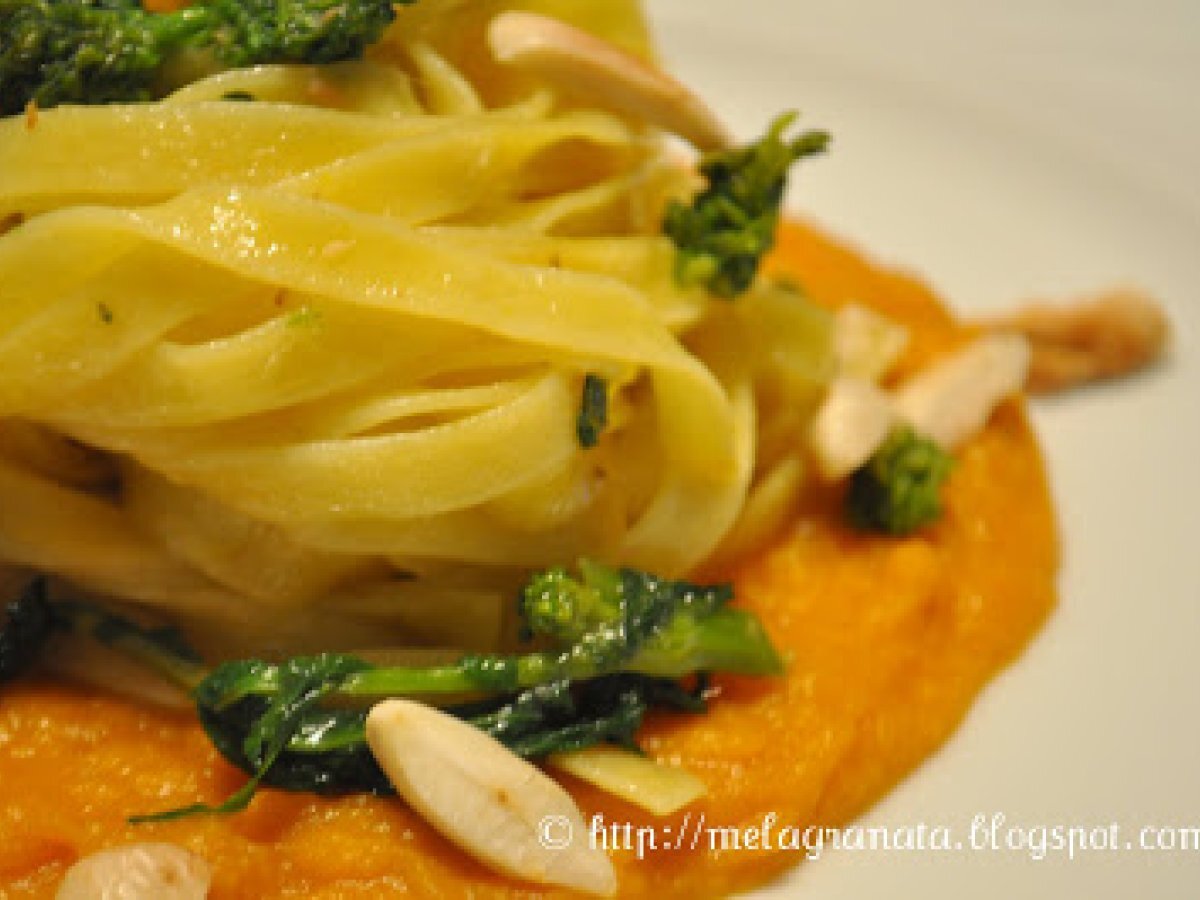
[
  {"left": 663, "top": 112, "right": 829, "bottom": 299},
  {"left": 846, "top": 425, "right": 954, "bottom": 535},
  {"left": 522, "top": 559, "right": 623, "bottom": 641},
  {"left": 519, "top": 560, "right": 779, "bottom": 678},
  {"left": 0, "top": 0, "right": 406, "bottom": 115}
]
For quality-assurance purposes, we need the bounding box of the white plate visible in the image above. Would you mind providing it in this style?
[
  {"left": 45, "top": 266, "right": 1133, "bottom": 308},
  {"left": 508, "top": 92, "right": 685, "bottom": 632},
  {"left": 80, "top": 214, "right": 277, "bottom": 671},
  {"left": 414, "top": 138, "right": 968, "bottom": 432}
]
[{"left": 645, "top": 2, "right": 1200, "bottom": 897}]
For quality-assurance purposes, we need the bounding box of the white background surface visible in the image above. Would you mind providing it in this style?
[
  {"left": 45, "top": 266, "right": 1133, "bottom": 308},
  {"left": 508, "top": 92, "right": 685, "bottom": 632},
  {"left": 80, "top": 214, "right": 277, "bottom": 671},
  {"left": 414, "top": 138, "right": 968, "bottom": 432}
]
[{"left": 644, "top": 2, "right": 1200, "bottom": 897}]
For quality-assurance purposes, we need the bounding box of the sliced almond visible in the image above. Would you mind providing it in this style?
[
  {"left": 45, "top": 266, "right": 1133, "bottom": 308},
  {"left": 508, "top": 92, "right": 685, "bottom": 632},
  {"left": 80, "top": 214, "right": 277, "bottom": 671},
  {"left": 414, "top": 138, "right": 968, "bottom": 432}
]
[
  {"left": 893, "top": 333, "right": 1031, "bottom": 449},
  {"left": 834, "top": 304, "right": 910, "bottom": 382},
  {"left": 56, "top": 843, "right": 211, "bottom": 900},
  {"left": 366, "top": 699, "right": 616, "bottom": 897},
  {"left": 488, "top": 11, "right": 732, "bottom": 152},
  {"left": 809, "top": 376, "right": 898, "bottom": 479},
  {"left": 548, "top": 746, "right": 706, "bottom": 817}
]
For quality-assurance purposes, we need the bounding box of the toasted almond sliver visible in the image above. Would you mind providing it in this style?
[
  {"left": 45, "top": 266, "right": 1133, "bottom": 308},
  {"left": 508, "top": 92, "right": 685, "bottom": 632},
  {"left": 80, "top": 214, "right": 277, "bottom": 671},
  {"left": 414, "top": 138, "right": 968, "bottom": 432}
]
[
  {"left": 834, "top": 304, "right": 910, "bottom": 382},
  {"left": 488, "top": 11, "right": 733, "bottom": 152},
  {"left": 366, "top": 699, "right": 617, "bottom": 897},
  {"left": 810, "top": 376, "right": 898, "bottom": 480},
  {"left": 548, "top": 746, "right": 707, "bottom": 817},
  {"left": 893, "top": 333, "right": 1031, "bottom": 449},
  {"left": 56, "top": 843, "right": 211, "bottom": 900}
]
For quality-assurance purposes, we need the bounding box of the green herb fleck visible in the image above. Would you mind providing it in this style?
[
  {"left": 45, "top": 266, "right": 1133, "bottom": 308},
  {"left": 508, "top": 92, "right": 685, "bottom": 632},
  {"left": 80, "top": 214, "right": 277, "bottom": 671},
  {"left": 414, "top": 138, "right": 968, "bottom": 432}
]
[{"left": 576, "top": 373, "right": 608, "bottom": 448}]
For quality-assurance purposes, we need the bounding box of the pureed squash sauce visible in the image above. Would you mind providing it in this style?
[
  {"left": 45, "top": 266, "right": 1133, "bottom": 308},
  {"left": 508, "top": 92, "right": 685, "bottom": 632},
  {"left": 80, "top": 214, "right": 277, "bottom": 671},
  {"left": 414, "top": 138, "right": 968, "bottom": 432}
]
[{"left": 0, "top": 221, "right": 1058, "bottom": 898}]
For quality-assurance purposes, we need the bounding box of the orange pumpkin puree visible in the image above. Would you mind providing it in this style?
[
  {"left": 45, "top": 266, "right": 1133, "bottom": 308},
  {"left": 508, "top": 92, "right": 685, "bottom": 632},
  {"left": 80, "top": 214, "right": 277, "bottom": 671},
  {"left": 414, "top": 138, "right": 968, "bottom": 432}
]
[{"left": 0, "top": 221, "right": 1058, "bottom": 898}]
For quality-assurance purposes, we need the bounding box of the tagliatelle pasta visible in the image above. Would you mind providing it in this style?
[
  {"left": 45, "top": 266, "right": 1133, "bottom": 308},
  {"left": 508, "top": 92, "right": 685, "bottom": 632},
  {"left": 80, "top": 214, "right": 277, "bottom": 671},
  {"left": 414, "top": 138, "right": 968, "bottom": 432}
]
[
  {"left": 0, "top": 1, "right": 1064, "bottom": 897},
  {"left": 0, "top": 1, "right": 831, "bottom": 656},
  {"left": 0, "top": 216, "right": 1060, "bottom": 899}
]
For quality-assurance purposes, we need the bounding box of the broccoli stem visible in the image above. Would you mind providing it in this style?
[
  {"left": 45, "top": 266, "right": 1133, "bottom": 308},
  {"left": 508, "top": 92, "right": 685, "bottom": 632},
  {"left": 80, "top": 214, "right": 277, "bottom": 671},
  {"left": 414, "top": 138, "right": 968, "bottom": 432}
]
[
  {"left": 629, "top": 608, "right": 782, "bottom": 678},
  {"left": 203, "top": 607, "right": 780, "bottom": 710},
  {"left": 342, "top": 610, "right": 778, "bottom": 696}
]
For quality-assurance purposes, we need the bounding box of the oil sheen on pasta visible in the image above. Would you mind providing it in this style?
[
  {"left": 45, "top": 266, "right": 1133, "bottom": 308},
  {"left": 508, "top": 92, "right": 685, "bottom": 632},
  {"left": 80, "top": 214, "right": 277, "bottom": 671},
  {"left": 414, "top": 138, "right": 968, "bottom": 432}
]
[{"left": 0, "top": 220, "right": 1059, "bottom": 898}]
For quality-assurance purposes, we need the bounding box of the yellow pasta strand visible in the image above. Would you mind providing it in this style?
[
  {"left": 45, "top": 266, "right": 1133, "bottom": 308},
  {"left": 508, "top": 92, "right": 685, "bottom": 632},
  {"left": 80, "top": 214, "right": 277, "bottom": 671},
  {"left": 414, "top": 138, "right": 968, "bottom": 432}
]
[{"left": 0, "top": 10, "right": 832, "bottom": 657}]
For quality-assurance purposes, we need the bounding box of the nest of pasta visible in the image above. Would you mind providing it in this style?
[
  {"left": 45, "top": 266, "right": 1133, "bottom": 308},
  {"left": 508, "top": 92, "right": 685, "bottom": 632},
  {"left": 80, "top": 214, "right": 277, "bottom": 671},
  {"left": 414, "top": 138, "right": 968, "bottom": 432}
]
[
  {"left": 0, "top": 1, "right": 1061, "bottom": 898},
  {"left": 0, "top": 0, "right": 832, "bottom": 659}
]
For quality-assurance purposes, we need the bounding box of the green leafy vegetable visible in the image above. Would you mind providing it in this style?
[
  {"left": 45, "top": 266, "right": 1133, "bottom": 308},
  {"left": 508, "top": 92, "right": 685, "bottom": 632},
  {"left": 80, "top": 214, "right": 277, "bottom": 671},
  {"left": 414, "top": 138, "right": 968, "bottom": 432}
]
[
  {"left": 0, "top": 0, "right": 408, "bottom": 115},
  {"left": 0, "top": 563, "right": 778, "bottom": 817},
  {"left": 133, "top": 653, "right": 378, "bottom": 822},
  {"left": 576, "top": 373, "right": 608, "bottom": 448},
  {"left": 454, "top": 674, "right": 706, "bottom": 759},
  {"left": 194, "top": 563, "right": 778, "bottom": 710},
  {"left": 846, "top": 425, "right": 954, "bottom": 535},
  {"left": 152, "top": 561, "right": 779, "bottom": 813},
  {"left": 0, "top": 578, "right": 54, "bottom": 684},
  {"left": 188, "top": 671, "right": 707, "bottom": 801},
  {"left": 663, "top": 112, "right": 829, "bottom": 299}
]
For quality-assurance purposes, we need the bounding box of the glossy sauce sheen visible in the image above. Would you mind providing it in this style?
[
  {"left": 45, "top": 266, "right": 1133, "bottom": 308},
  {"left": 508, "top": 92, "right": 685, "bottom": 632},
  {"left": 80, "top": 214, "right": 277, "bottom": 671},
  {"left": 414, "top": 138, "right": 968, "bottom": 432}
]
[{"left": 0, "top": 222, "right": 1058, "bottom": 898}]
